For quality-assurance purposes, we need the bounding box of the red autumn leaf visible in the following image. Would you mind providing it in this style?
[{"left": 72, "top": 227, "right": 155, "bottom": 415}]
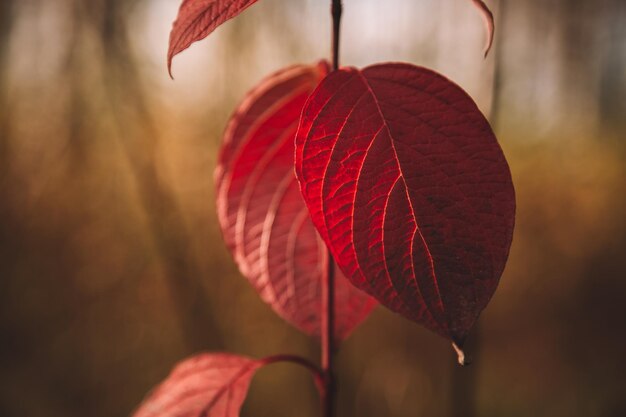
[
  {"left": 295, "top": 63, "right": 515, "bottom": 359},
  {"left": 168, "top": 0, "right": 259, "bottom": 77},
  {"left": 215, "top": 62, "right": 377, "bottom": 341},
  {"left": 470, "top": 0, "right": 495, "bottom": 57},
  {"left": 133, "top": 353, "right": 262, "bottom": 417}
]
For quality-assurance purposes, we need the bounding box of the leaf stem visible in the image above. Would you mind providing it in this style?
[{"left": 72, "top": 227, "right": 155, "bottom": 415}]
[
  {"left": 262, "top": 354, "right": 325, "bottom": 390},
  {"left": 331, "top": 0, "right": 343, "bottom": 70}
]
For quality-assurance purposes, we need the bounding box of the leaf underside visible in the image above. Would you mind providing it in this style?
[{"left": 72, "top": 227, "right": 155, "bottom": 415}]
[
  {"left": 295, "top": 63, "right": 515, "bottom": 345},
  {"left": 216, "top": 62, "right": 377, "bottom": 342},
  {"left": 168, "top": 0, "right": 259, "bottom": 77},
  {"left": 133, "top": 354, "right": 262, "bottom": 417}
]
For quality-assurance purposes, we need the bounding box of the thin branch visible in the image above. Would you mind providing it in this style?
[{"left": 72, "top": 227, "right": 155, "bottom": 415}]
[
  {"left": 331, "top": 0, "right": 343, "bottom": 71},
  {"left": 322, "top": 4, "right": 343, "bottom": 416}
]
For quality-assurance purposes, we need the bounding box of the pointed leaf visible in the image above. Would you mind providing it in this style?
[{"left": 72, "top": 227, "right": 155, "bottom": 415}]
[
  {"left": 168, "top": 0, "right": 259, "bottom": 77},
  {"left": 133, "top": 354, "right": 262, "bottom": 417},
  {"left": 295, "top": 63, "right": 515, "bottom": 351},
  {"left": 216, "top": 62, "right": 377, "bottom": 342},
  {"left": 470, "top": 0, "right": 495, "bottom": 57}
]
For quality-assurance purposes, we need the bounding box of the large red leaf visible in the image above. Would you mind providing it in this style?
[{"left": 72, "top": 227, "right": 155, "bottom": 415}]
[
  {"left": 295, "top": 63, "right": 515, "bottom": 355},
  {"left": 168, "top": 0, "right": 259, "bottom": 76},
  {"left": 215, "top": 62, "right": 376, "bottom": 341},
  {"left": 133, "top": 354, "right": 262, "bottom": 417}
]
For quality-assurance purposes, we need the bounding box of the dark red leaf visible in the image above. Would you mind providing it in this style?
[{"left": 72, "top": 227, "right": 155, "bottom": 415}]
[
  {"left": 216, "top": 62, "right": 376, "bottom": 341},
  {"left": 133, "top": 353, "right": 262, "bottom": 417},
  {"left": 168, "top": 0, "right": 259, "bottom": 77},
  {"left": 295, "top": 63, "right": 515, "bottom": 358}
]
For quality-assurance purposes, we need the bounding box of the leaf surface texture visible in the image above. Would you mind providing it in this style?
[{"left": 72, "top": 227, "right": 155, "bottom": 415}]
[
  {"left": 133, "top": 353, "right": 261, "bottom": 417},
  {"left": 295, "top": 63, "right": 515, "bottom": 344}
]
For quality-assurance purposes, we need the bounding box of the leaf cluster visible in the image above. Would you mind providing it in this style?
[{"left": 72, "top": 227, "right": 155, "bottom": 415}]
[{"left": 132, "top": 2, "right": 514, "bottom": 416}]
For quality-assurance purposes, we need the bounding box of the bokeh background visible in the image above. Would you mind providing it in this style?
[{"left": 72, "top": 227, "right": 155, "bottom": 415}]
[{"left": 1, "top": 0, "right": 625, "bottom": 416}]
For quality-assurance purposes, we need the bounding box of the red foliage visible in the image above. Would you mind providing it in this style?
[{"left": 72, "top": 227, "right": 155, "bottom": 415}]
[
  {"left": 138, "top": 2, "right": 516, "bottom": 415},
  {"left": 216, "top": 62, "right": 377, "bottom": 341},
  {"left": 168, "top": 0, "right": 259, "bottom": 77},
  {"left": 295, "top": 63, "right": 515, "bottom": 351},
  {"left": 133, "top": 354, "right": 262, "bottom": 417}
]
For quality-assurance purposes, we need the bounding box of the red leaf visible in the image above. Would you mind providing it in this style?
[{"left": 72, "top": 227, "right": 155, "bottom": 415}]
[
  {"left": 168, "top": 0, "right": 259, "bottom": 77},
  {"left": 133, "top": 353, "right": 262, "bottom": 417},
  {"left": 470, "top": 0, "right": 495, "bottom": 57},
  {"left": 216, "top": 62, "right": 376, "bottom": 341},
  {"left": 295, "top": 63, "right": 515, "bottom": 355}
]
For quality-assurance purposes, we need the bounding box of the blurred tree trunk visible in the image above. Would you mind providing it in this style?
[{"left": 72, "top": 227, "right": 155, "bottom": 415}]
[
  {"left": 65, "top": 0, "right": 90, "bottom": 165},
  {"left": 598, "top": 0, "right": 626, "bottom": 134},
  {"left": 69, "top": 0, "right": 221, "bottom": 352},
  {"left": 0, "top": 0, "right": 14, "bottom": 264},
  {"left": 0, "top": 0, "right": 13, "bottom": 157}
]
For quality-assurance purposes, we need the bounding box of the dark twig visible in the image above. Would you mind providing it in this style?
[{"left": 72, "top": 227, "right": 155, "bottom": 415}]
[{"left": 331, "top": 0, "right": 343, "bottom": 71}]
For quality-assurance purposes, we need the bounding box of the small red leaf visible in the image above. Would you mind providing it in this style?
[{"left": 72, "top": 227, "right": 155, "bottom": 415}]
[
  {"left": 295, "top": 63, "right": 515, "bottom": 351},
  {"left": 470, "top": 0, "right": 495, "bottom": 57},
  {"left": 133, "top": 354, "right": 262, "bottom": 417},
  {"left": 168, "top": 0, "right": 259, "bottom": 77},
  {"left": 216, "top": 62, "right": 376, "bottom": 341}
]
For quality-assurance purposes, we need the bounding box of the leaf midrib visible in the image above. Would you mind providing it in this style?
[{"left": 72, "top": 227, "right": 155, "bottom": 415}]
[{"left": 355, "top": 70, "right": 446, "bottom": 330}]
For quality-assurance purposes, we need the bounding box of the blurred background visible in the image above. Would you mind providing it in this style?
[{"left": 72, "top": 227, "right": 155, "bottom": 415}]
[{"left": 1, "top": 0, "right": 625, "bottom": 416}]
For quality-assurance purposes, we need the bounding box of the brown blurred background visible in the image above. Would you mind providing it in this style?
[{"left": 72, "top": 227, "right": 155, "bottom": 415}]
[{"left": 1, "top": 0, "right": 625, "bottom": 416}]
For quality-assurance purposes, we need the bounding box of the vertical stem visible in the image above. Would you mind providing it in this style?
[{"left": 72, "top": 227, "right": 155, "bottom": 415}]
[
  {"left": 331, "top": 0, "right": 343, "bottom": 70},
  {"left": 322, "top": 3, "right": 342, "bottom": 416},
  {"left": 321, "top": 254, "right": 335, "bottom": 417}
]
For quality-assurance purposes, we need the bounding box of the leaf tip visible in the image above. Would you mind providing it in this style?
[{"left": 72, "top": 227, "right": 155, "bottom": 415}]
[
  {"left": 452, "top": 342, "right": 472, "bottom": 366},
  {"left": 167, "top": 58, "right": 175, "bottom": 80},
  {"left": 167, "top": 23, "right": 178, "bottom": 79},
  {"left": 470, "top": 0, "right": 495, "bottom": 58},
  {"left": 166, "top": 37, "right": 177, "bottom": 79}
]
